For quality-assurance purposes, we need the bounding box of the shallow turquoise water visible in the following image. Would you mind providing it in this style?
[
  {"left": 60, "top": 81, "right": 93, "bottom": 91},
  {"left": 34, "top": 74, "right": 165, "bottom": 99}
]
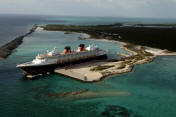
[
  {"left": 1, "top": 30, "right": 176, "bottom": 117},
  {"left": 11, "top": 30, "right": 130, "bottom": 61}
]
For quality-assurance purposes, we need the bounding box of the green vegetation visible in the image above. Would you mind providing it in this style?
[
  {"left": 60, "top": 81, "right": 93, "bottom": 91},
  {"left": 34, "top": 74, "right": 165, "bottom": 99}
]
[
  {"left": 117, "top": 60, "right": 133, "bottom": 69},
  {"left": 90, "top": 65, "right": 115, "bottom": 71},
  {"left": 43, "top": 24, "right": 176, "bottom": 51},
  {"left": 134, "top": 55, "right": 145, "bottom": 61},
  {"left": 144, "top": 51, "right": 153, "bottom": 56},
  {"left": 117, "top": 63, "right": 126, "bottom": 69}
]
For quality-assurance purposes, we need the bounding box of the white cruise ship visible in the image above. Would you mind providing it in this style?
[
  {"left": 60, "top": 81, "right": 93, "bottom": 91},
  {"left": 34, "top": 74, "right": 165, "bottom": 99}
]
[{"left": 16, "top": 44, "right": 107, "bottom": 75}]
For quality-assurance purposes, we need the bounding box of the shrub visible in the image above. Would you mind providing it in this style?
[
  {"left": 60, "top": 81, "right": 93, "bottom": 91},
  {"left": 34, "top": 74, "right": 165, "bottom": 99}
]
[{"left": 90, "top": 65, "right": 115, "bottom": 71}]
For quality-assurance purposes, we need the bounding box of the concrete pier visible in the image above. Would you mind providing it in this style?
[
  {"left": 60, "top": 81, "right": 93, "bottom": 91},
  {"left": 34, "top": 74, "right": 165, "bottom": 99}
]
[
  {"left": 54, "top": 61, "right": 104, "bottom": 82},
  {"left": 54, "top": 45, "right": 162, "bottom": 82}
]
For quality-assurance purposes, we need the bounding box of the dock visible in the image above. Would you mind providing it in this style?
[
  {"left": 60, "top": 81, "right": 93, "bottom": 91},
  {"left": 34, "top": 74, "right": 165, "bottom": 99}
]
[
  {"left": 54, "top": 61, "right": 104, "bottom": 82},
  {"left": 54, "top": 44, "right": 162, "bottom": 82},
  {"left": 54, "top": 46, "right": 156, "bottom": 82}
]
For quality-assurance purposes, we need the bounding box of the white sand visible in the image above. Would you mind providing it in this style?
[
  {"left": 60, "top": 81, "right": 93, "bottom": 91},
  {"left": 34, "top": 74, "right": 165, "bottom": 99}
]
[
  {"left": 79, "top": 32, "right": 176, "bottom": 56},
  {"left": 36, "top": 26, "right": 44, "bottom": 30},
  {"left": 86, "top": 38, "right": 126, "bottom": 45},
  {"left": 145, "top": 46, "right": 176, "bottom": 56},
  {"left": 55, "top": 61, "right": 133, "bottom": 82},
  {"left": 55, "top": 61, "right": 106, "bottom": 82}
]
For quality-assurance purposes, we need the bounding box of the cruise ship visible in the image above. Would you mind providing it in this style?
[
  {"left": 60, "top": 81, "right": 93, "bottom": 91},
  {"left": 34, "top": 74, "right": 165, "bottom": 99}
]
[{"left": 16, "top": 44, "right": 107, "bottom": 75}]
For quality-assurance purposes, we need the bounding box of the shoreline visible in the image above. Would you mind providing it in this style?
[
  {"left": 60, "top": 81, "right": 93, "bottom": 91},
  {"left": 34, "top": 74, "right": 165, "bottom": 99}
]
[
  {"left": 85, "top": 38, "right": 127, "bottom": 45},
  {"left": 2, "top": 24, "right": 175, "bottom": 81},
  {"left": 39, "top": 25, "right": 176, "bottom": 56},
  {"left": 73, "top": 30, "right": 176, "bottom": 56},
  {"left": 42, "top": 24, "right": 176, "bottom": 52},
  {"left": 52, "top": 30, "right": 176, "bottom": 82},
  {"left": 35, "top": 26, "right": 176, "bottom": 82},
  {"left": 0, "top": 24, "right": 37, "bottom": 59},
  {"left": 78, "top": 32, "right": 176, "bottom": 56},
  {"left": 54, "top": 44, "right": 156, "bottom": 82}
]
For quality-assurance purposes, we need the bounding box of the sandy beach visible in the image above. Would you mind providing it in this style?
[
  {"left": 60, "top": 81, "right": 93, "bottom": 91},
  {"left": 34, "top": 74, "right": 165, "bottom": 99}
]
[{"left": 144, "top": 46, "right": 176, "bottom": 56}]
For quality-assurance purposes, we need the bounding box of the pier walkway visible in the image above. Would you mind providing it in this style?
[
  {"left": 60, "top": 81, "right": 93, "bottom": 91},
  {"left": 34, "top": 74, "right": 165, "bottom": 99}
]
[{"left": 54, "top": 61, "right": 104, "bottom": 82}]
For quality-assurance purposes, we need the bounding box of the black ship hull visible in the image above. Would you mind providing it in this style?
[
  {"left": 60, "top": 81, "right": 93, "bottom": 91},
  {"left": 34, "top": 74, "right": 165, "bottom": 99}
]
[{"left": 18, "top": 54, "right": 107, "bottom": 75}]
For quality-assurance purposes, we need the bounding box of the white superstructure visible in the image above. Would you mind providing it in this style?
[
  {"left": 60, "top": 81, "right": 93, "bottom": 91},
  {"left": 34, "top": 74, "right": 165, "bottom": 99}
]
[{"left": 17, "top": 44, "right": 107, "bottom": 68}]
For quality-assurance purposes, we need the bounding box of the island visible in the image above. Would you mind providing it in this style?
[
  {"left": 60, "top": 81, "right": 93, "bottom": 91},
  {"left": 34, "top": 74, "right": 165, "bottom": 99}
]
[
  {"left": 23, "top": 24, "right": 176, "bottom": 82},
  {"left": 42, "top": 23, "right": 176, "bottom": 51},
  {"left": 1, "top": 23, "right": 176, "bottom": 81},
  {"left": 39, "top": 24, "right": 176, "bottom": 82}
]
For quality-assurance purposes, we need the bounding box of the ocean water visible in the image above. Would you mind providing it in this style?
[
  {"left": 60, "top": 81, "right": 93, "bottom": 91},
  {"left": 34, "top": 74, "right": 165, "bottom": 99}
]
[
  {"left": 1, "top": 15, "right": 176, "bottom": 117},
  {"left": 12, "top": 30, "right": 130, "bottom": 59},
  {"left": 0, "top": 14, "right": 46, "bottom": 46},
  {"left": 45, "top": 16, "right": 176, "bottom": 25},
  {"left": 1, "top": 14, "right": 176, "bottom": 46}
]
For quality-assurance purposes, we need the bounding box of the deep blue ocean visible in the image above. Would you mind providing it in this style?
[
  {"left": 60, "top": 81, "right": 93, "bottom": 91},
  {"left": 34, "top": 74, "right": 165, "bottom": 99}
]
[
  {"left": 1, "top": 14, "right": 176, "bottom": 46},
  {"left": 0, "top": 14, "right": 176, "bottom": 117}
]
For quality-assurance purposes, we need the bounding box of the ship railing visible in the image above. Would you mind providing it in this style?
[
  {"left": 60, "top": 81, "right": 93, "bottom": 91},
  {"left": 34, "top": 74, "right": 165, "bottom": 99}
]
[
  {"left": 55, "top": 50, "right": 100, "bottom": 63},
  {"left": 59, "top": 50, "right": 104, "bottom": 63},
  {"left": 20, "top": 61, "right": 33, "bottom": 66}
]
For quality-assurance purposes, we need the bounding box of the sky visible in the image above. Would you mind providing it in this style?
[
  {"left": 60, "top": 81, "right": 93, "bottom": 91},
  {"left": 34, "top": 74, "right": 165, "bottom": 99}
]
[{"left": 0, "top": 0, "right": 176, "bottom": 18}]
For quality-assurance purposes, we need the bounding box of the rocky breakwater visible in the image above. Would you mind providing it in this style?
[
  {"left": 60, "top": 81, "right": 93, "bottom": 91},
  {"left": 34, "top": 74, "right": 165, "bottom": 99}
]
[{"left": 0, "top": 24, "right": 37, "bottom": 59}]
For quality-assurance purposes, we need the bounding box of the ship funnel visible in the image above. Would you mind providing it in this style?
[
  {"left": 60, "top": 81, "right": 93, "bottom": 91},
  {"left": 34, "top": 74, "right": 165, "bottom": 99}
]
[
  {"left": 79, "top": 44, "right": 85, "bottom": 52},
  {"left": 64, "top": 46, "right": 71, "bottom": 54}
]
